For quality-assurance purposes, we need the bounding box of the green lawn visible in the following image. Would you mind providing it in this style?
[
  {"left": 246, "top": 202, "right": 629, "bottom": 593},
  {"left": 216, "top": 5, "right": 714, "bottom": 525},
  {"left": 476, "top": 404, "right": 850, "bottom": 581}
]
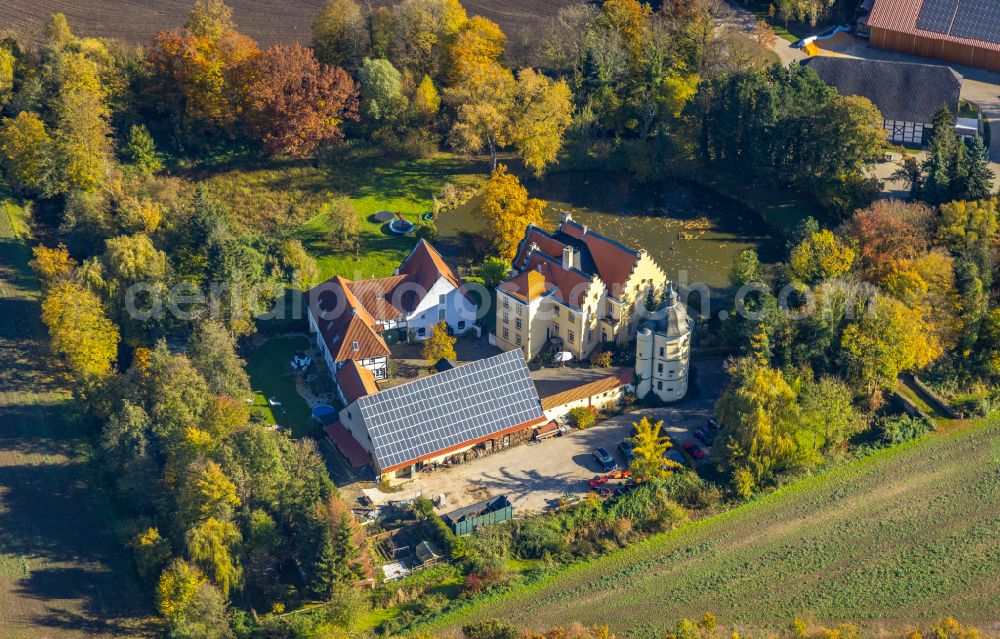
[
  {"left": 245, "top": 335, "right": 315, "bottom": 437},
  {"left": 194, "top": 153, "right": 489, "bottom": 281},
  {"left": 417, "top": 417, "right": 1000, "bottom": 636}
]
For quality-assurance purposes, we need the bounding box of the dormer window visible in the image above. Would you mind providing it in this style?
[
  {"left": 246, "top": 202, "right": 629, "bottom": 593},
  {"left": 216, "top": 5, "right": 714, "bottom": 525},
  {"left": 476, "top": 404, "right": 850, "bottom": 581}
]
[{"left": 352, "top": 341, "right": 359, "bottom": 351}]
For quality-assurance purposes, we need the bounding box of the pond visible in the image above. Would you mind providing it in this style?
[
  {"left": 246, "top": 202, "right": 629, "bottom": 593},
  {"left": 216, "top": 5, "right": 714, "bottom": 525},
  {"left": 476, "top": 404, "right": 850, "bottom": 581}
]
[{"left": 435, "top": 171, "right": 781, "bottom": 295}]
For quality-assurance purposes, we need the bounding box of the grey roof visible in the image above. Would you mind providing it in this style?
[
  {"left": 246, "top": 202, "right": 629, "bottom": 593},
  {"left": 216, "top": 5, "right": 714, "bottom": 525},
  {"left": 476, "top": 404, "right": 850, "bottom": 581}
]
[
  {"left": 643, "top": 290, "right": 691, "bottom": 338},
  {"left": 802, "top": 57, "right": 962, "bottom": 123},
  {"left": 355, "top": 350, "right": 544, "bottom": 470}
]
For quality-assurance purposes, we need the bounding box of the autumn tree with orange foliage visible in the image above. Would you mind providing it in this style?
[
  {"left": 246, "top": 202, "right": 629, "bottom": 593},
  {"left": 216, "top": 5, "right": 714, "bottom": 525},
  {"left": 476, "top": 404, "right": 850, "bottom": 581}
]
[
  {"left": 145, "top": 1, "right": 259, "bottom": 142},
  {"left": 843, "top": 201, "right": 930, "bottom": 278},
  {"left": 241, "top": 43, "right": 359, "bottom": 158}
]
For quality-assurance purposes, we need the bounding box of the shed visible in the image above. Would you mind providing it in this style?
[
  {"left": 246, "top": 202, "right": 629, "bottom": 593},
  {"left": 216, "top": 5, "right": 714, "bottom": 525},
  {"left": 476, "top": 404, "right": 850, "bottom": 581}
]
[
  {"left": 415, "top": 540, "right": 441, "bottom": 564},
  {"left": 441, "top": 495, "right": 513, "bottom": 536}
]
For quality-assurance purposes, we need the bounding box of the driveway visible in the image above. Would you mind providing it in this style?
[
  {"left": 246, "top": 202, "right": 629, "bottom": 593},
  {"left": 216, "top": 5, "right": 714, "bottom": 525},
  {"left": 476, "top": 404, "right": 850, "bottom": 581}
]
[{"left": 354, "top": 360, "right": 726, "bottom": 515}]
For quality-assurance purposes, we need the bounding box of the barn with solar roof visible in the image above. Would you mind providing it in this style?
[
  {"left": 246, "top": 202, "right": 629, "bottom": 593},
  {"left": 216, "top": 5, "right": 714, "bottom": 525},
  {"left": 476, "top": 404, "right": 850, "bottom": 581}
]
[
  {"left": 331, "top": 349, "right": 546, "bottom": 481},
  {"left": 866, "top": 0, "right": 1000, "bottom": 72}
]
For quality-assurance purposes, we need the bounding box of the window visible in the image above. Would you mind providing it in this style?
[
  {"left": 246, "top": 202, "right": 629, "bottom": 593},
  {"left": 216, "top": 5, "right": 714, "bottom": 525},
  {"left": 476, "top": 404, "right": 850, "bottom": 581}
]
[
  {"left": 503, "top": 327, "right": 509, "bottom": 339},
  {"left": 554, "top": 306, "right": 560, "bottom": 316},
  {"left": 439, "top": 294, "right": 446, "bottom": 305},
  {"left": 568, "top": 312, "right": 575, "bottom": 322},
  {"left": 657, "top": 381, "right": 663, "bottom": 391},
  {"left": 504, "top": 312, "right": 509, "bottom": 323},
  {"left": 659, "top": 346, "right": 665, "bottom": 357},
  {"left": 516, "top": 319, "right": 522, "bottom": 330},
  {"left": 418, "top": 327, "right": 426, "bottom": 337},
  {"left": 516, "top": 304, "right": 522, "bottom": 316},
  {"left": 458, "top": 321, "right": 466, "bottom": 330},
  {"left": 587, "top": 329, "right": 593, "bottom": 343},
  {"left": 352, "top": 341, "right": 359, "bottom": 351},
  {"left": 568, "top": 330, "right": 575, "bottom": 344},
  {"left": 554, "top": 322, "right": 560, "bottom": 335},
  {"left": 657, "top": 363, "right": 663, "bottom": 374},
  {"left": 515, "top": 335, "right": 522, "bottom": 346},
  {"left": 504, "top": 298, "right": 510, "bottom": 309}
]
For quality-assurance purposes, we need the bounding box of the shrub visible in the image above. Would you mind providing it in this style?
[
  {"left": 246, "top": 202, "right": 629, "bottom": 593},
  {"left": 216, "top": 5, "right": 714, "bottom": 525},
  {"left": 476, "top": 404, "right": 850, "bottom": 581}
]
[
  {"left": 567, "top": 406, "right": 596, "bottom": 429},
  {"left": 463, "top": 619, "right": 520, "bottom": 639},
  {"left": 589, "top": 350, "right": 611, "bottom": 368},
  {"left": 879, "top": 414, "right": 932, "bottom": 445}
]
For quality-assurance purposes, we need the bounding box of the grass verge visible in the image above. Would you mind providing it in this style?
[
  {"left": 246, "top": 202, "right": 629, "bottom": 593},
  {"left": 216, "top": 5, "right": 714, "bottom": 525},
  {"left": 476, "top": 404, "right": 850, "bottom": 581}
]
[{"left": 415, "top": 416, "right": 1000, "bottom": 636}]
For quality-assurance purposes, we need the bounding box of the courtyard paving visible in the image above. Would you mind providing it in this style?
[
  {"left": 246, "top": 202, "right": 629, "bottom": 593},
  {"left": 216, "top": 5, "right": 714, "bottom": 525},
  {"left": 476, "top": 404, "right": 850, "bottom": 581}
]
[{"left": 349, "top": 360, "right": 727, "bottom": 515}]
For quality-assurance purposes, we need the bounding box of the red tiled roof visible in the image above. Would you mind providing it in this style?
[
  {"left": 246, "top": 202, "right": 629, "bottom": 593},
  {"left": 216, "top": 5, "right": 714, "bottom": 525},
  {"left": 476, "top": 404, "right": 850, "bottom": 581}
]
[
  {"left": 398, "top": 239, "right": 471, "bottom": 306},
  {"left": 499, "top": 253, "right": 594, "bottom": 308},
  {"left": 868, "top": 0, "right": 1000, "bottom": 52},
  {"left": 336, "top": 360, "right": 379, "bottom": 404},
  {"left": 324, "top": 422, "right": 372, "bottom": 469},
  {"left": 309, "top": 276, "right": 391, "bottom": 363},
  {"left": 348, "top": 275, "right": 408, "bottom": 321},
  {"left": 540, "top": 369, "right": 634, "bottom": 411},
  {"left": 513, "top": 226, "right": 566, "bottom": 270},
  {"left": 559, "top": 219, "right": 639, "bottom": 292}
]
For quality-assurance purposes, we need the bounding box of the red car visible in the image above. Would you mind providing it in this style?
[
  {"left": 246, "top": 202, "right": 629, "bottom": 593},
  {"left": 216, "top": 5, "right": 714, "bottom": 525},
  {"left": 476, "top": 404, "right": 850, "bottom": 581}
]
[{"left": 683, "top": 441, "right": 706, "bottom": 459}]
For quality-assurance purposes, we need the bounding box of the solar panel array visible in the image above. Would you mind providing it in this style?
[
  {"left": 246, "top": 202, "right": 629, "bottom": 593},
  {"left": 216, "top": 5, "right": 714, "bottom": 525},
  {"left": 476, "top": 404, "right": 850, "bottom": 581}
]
[
  {"left": 915, "top": 0, "right": 1000, "bottom": 43},
  {"left": 356, "top": 349, "right": 544, "bottom": 470},
  {"left": 915, "top": 0, "right": 956, "bottom": 33},
  {"left": 950, "top": 0, "right": 1000, "bottom": 42}
]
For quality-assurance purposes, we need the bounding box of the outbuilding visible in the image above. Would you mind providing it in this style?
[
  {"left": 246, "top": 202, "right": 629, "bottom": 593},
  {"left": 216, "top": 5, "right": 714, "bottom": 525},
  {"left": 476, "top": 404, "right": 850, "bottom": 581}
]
[{"left": 802, "top": 56, "right": 968, "bottom": 146}]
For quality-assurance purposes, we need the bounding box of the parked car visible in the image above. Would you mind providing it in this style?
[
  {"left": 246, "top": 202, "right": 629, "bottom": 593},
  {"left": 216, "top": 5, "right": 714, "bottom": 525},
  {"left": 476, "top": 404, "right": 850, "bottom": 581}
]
[
  {"left": 664, "top": 449, "right": 687, "bottom": 469},
  {"left": 618, "top": 440, "right": 635, "bottom": 462},
  {"left": 707, "top": 418, "right": 720, "bottom": 431},
  {"left": 683, "top": 441, "right": 706, "bottom": 459},
  {"left": 694, "top": 427, "right": 713, "bottom": 445},
  {"left": 593, "top": 447, "right": 618, "bottom": 471}
]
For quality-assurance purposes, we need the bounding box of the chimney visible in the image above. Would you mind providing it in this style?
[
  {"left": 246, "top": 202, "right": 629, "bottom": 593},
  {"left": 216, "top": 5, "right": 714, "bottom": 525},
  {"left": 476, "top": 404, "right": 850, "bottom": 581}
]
[
  {"left": 530, "top": 241, "right": 539, "bottom": 254},
  {"left": 581, "top": 225, "right": 588, "bottom": 236},
  {"left": 561, "top": 211, "right": 573, "bottom": 224},
  {"left": 562, "top": 246, "right": 575, "bottom": 270}
]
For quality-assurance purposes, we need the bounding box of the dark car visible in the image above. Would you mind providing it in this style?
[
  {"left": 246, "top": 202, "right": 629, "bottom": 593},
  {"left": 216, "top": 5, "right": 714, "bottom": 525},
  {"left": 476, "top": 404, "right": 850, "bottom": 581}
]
[
  {"left": 593, "top": 447, "right": 618, "bottom": 471},
  {"left": 618, "top": 440, "right": 635, "bottom": 461},
  {"left": 694, "top": 427, "right": 713, "bottom": 445},
  {"left": 707, "top": 418, "right": 720, "bottom": 431},
  {"left": 664, "top": 449, "right": 687, "bottom": 469},
  {"left": 683, "top": 441, "right": 706, "bottom": 459}
]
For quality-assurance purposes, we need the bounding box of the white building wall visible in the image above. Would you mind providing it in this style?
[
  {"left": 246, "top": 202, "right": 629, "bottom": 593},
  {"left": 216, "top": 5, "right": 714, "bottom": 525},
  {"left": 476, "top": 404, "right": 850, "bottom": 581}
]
[{"left": 404, "top": 277, "right": 478, "bottom": 339}]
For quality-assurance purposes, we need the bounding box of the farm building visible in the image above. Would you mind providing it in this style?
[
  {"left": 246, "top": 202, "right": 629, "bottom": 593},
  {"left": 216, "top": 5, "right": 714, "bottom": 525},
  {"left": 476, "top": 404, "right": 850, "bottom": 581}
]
[
  {"left": 802, "top": 56, "right": 970, "bottom": 145},
  {"left": 441, "top": 496, "right": 513, "bottom": 535},
  {"left": 332, "top": 349, "right": 547, "bottom": 481},
  {"left": 865, "top": 0, "right": 1000, "bottom": 72},
  {"left": 540, "top": 368, "right": 635, "bottom": 423},
  {"left": 308, "top": 240, "right": 477, "bottom": 381}
]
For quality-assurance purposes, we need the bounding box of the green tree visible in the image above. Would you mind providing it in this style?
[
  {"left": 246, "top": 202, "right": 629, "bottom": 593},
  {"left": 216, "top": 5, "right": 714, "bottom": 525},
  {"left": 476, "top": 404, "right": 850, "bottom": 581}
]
[
  {"left": 959, "top": 136, "right": 995, "bottom": 201},
  {"left": 178, "top": 459, "right": 241, "bottom": 525},
  {"left": 123, "top": 124, "right": 163, "bottom": 175},
  {"left": 567, "top": 406, "right": 596, "bottom": 429},
  {"left": 510, "top": 69, "right": 574, "bottom": 176},
  {"left": 187, "top": 320, "right": 249, "bottom": 399},
  {"left": 312, "top": 0, "right": 368, "bottom": 69},
  {"left": 157, "top": 559, "right": 206, "bottom": 626},
  {"left": 185, "top": 517, "right": 243, "bottom": 597},
  {"left": 729, "top": 249, "right": 762, "bottom": 287},
  {"left": 279, "top": 239, "right": 319, "bottom": 290},
  {"left": 921, "top": 105, "right": 965, "bottom": 204},
  {"left": 358, "top": 57, "right": 406, "bottom": 122},
  {"left": 101, "top": 400, "right": 157, "bottom": 509},
  {"left": 477, "top": 256, "right": 511, "bottom": 289},
  {"left": 185, "top": 0, "right": 235, "bottom": 40},
  {"left": 0, "top": 111, "right": 56, "bottom": 196},
  {"left": 629, "top": 416, "right": 673, "bottom": 482},
  {"left": 324, "top": 197, "right": 361, "bottom": 254},
  {"left": 422, "top": 320, "right": 457, "bottom": 365},
  {"left": 52, "top": 52, "right": 115, "bottom": 193}
]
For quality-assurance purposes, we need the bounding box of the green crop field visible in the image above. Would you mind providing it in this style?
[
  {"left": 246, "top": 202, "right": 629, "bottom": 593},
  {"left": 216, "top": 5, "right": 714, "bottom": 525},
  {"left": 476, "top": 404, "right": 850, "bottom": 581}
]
[
  {"left": 421, "top": 418, "right": 1000, "bottom": 637},
  {"left": 0, "top": 196, "right": 151, "bottom": 638}
]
